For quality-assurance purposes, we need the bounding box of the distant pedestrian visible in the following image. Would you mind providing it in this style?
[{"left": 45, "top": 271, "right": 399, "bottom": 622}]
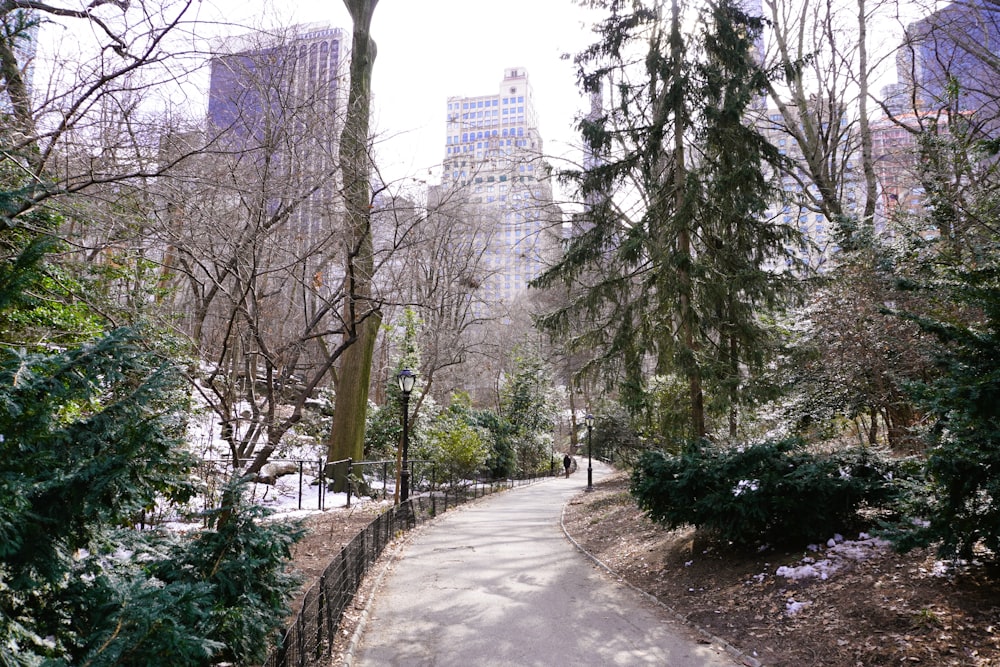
[{"left": 563, "top": 454, "right": 572, "bottom": 478}]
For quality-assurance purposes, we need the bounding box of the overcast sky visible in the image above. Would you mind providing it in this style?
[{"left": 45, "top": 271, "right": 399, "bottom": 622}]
[
  {"left": 34, "top": 0, "right": 919, "bottom": 193},
  {"left": 188, "top": 0, "right": 602, "bottom": 189}
]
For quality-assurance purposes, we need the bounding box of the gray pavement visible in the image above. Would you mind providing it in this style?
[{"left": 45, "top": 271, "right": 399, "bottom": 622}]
[{"left": 350, "top": 460, "right": 741, "bottom": 666}]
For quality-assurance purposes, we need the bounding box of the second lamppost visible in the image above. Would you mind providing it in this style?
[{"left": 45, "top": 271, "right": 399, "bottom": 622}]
[
  {"left": 397, "top": 368, "right": 416, "bottom": 502},
  {"left": 585, "top": 413, "right": 594, "bottom": 491}
]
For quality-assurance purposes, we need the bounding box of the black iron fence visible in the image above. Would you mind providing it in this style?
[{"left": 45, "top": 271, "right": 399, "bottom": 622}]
[{"left": 261, "top": 472, "right": 551, "bottom": 667}]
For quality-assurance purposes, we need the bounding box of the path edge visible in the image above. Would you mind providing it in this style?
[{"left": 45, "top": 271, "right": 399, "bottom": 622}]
[{"left": 559, "top": 496, "right": 765, "bottom": 667}]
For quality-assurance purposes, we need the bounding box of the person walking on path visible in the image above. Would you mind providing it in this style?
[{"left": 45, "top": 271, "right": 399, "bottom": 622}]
[
  {"left": 350, "top": 460, "right": 740, "bottom": 666},
  {"left": 563, "top": 453, "right": 572, "bottom": 478}
]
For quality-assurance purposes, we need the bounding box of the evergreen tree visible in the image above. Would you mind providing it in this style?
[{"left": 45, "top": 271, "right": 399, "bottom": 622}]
[
  {"left": 899, "top": 260, "right": 1000, "bottom": 560},
  {"left": 534, "top": 0, "right": 798, "bottom": 441},
  {"left": 892, "top": 128, "right": 1000, "bottom": 560},
  {"left": 693, "top": 0, "right": 801, "bottom": 436},
  {"left": 0, "top": 239, "right": 302, "bottom": 666},
  {"left": 498, "top": 347, "right": 558, "bottom": 474}
]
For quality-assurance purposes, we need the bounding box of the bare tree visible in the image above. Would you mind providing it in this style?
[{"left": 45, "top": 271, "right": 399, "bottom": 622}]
[
  {"left": 143, "top": 25, "right": 379, "bottom": 478},
  {"left": 0, "top": 1, "right": 208, "bottom": 230}
]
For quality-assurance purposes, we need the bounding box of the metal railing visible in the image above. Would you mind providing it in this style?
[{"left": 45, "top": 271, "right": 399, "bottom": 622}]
[{"left": 261, "top": 471, "right": 552, "bottom": 667}]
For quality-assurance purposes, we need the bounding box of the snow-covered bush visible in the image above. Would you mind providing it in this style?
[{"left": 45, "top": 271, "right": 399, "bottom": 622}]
[{"left": 630, "top": 438, "right": 903, "bottom": 547}]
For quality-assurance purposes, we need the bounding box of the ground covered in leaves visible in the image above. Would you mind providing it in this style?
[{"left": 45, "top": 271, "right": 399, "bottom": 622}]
[{"left": 561, "top": 472, "right": 1000, "bottom": 666}]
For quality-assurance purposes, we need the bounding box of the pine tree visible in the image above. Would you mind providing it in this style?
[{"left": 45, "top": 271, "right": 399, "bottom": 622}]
[
  {"left": 534, "top": 0, "right": 798, "bottom": 441},
  {"left": 693, "top": 0, "right": 801, "bottom": 436}
]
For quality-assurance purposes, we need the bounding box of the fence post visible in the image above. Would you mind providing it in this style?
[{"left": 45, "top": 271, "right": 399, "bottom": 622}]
[
  {"left": 316, "top": 573, "right": 326, "bottom": 662},
  {"left": 297, "top": 460, "right": 304, "bottom": 510},
  {"left": 345, "top": 458, "right": 353, "bottom": 508},
  {"left": 318, "top": 459, "right": 325, "bottom": 511},
  {"left": 297, "top": 607, "right": 306, "bottom": 667}
]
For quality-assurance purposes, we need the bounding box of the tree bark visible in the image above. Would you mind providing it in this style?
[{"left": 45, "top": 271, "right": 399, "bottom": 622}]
[
  {"left": 670, "top": 0, "right": 705, "bottom": 439},
  {"left": 326, "top": 0, "right": 382, "bottom": 486}
]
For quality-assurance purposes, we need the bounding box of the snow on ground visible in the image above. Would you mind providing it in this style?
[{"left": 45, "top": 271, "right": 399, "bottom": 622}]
[
  {"left": 765, "top": 533, "right": 891, "bottom": 617},
  {"left": 775, "top": 533, "right": 892, "bottom": 582},
  {"left": 155, "top": 389, "right": 388, "bottom": 529}
]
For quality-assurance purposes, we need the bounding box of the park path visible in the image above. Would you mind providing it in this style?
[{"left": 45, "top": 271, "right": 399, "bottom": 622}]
[{"left": 350, "top": 460, "right": 740, "bottom": 666}]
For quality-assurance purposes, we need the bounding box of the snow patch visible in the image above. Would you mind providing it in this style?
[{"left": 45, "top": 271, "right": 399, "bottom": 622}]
[
  {"left": 775, "top": 534, "right": 890, "bottom": 581},
  {"left": 785, "top": 598, "right": 811, "bottom": 615}
]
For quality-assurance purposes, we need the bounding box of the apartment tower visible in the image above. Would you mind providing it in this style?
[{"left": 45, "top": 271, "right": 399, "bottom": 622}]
[{"left": 437, "top": 67, "right": 559, "bottom": 309}]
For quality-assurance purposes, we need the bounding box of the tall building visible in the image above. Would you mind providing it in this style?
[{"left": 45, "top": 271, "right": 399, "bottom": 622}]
[
  {"left": 208, "top": 24, "right": 347, "bottom": 242},
  {"left": 882, "top": 0, "right": 1000, "bottom": 119},
  {"left": 436, "top": 67, "right": 561, "bottom": 309},
  {"left": 209, "top": 24, "right": 346, "bottom": 141},
  {"left": 875, "top": 0, "right": 1000, "bottom": 229}
]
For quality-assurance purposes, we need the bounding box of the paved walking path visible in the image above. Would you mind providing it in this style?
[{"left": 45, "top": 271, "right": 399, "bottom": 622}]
[{"left": 349, "top": 461, "right": 741, "bottom": 666}]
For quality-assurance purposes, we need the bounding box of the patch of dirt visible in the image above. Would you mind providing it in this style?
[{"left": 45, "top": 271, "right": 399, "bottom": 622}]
[
  {"left": 561, "top": 472, "right": 1000, "bottom": 666},
  {"left": 284, "top": 501, "right": 397, "bottom": 660}
]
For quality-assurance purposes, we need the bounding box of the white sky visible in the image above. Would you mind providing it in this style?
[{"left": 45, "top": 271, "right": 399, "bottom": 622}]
[
  {"left": 191, "top": 0, "right": 602, "bottom": 189},
  {"left": 32, "top": 0, "right": 922, "bottom": 192}
]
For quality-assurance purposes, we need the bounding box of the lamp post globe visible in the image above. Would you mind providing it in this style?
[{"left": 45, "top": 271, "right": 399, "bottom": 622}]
[
  {"left": 585, "top": 413, "right": 594, "bottom": 491},
  {"left": 397, "top": 369, "right": 416, "bottom": 502}
]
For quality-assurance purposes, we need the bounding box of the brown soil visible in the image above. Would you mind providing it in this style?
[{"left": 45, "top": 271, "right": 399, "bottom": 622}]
[
  {"left": 561, "top": 472, "right": 1000, "bottom": 666},
  {"left": 284, "top": 500, "right": 396, "bottom": 660},
  {"left": 288, "top": 473, "right": 1000, "bottom": 666}
]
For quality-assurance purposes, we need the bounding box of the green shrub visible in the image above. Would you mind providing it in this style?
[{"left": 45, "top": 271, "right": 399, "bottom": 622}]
[
  {"left": 888, "top": 262, "right": 1000, "bottom": 561},
  {"left": 0, "top": 325, "right": 302, "bottom": 666},
  {"left": 630, "top": 438, "right": 901, "bottom": 547},
  {"left": 423, "top": 409, "right": 489, "bottom": 487}
]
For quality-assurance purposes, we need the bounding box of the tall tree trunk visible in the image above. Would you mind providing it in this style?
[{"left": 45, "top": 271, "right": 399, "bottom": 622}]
[
  {"left": 856, "top": 0, "right": 878, "bottom": 224},
  {"left": 670, "top": 0, "right": 705, "bottom": 439},
  {"left": 326, "top": 0, "right": 381, "bottom": 486}
]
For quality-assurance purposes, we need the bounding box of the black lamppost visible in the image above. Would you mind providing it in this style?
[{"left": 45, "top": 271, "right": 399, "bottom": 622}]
[
  {"left": 585, "top": 413, "right": 594, "bottom": 491},
  {"left": 397, "top": 368, "right": 416, "bottom": 502}
]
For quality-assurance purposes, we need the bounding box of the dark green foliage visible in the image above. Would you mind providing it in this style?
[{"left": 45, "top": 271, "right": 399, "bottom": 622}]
[
  {"left": 0, "top": 329, "right": 197, "bottom": 583},
  {"left": 893, "top": 262, "right": 1000, "bottom": 560},
  {"left": 630, "top": 439, "right": 901, "bottom": 547},
  {"left": 0, "top": 251, "right": 302, "bottom": 666},
  {"left": 534, "top": 0, "right": 799, "bottom": 439},
  {"left": 473, "top": 409, "right": 517, "bottom": 479}
]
